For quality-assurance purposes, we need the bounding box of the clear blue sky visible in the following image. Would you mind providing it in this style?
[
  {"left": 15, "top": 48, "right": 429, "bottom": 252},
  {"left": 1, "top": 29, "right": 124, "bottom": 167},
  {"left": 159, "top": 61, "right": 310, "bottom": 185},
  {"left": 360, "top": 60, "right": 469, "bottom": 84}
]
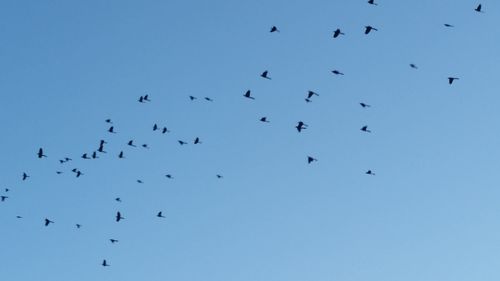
[{"left": 1, "top": 0, "right": 500, "bottom": 280}]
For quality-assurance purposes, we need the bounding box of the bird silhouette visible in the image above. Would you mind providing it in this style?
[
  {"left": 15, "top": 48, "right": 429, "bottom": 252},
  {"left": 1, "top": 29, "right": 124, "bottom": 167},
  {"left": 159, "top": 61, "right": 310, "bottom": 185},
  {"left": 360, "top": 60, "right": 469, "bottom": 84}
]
[
  {"left": 270, "top": 26, "right": 279, "bottom": 33},
  {"left": 243, "top": 90, "right": 255, "bottom": 100},
  {"left": 1, "top": 196, "right": 8, "bottom": 202},
  {"left": 127, "top": 140, "right": 137, "bottom": 147},
  {"left": 216, "top": 174, "right": 223, "bottom": 179},
  {"left": 260, "top": 70, "right": 271, "bottom": 80},
  {"left": 361, "top": 126, "right": 372, "bottom": 133},
  {"left": 92, "top": 151, "right": 98, "bottom": 159},
  {"left": 116, "top": 212, "right": 124, "bottom": 222},
  {"left": 189, "top": 95, "right": 197, "bottom": 101},
  {"left": 331, "top": 70, "right": 344, "bottom": 75},
  {"left": 110, "top": 239, "right": 119, "bottom": 244},
  {"left": 37, "top": 148, "right": 47, "bottom": 158},
  {"left": 118, "top": 151, "right": 124, "bottom": 159},
  {"left": 368, "top": 0, "right": 378, "bottom": 5},
  {"left": 364, "top": 26, "right": 378, "bottom": 34},
  {"left": 44, "top": 218, "right": 54, "bottom": 226},
  {"left": 82, "top": 153, "right": 90, "bottom": 159},
  {"left": 444, "top": 24, "right": 454, "bottom": 27},
  {"left": 142, "top": 144, "right": 150, "bottom": 149},
  {"left": 108, "top": 126, "right": 116, "bottom": 134},
  {"left": 56, "top": 171, "right": 63, "bottom": 175},
  {"left": 144, "top": 94, "right": 151, "bottom": 102},
  {"left": 105, "top": 119, "right": 113, "bottom": 124},
  {"left": 475, "top": 4, "right": 483, "bottom": 13},
  {"left": 204, "top": 97, "right": 213, "bottom": 102},
  {"left": 366, "top": 170, "right": 376, "bottom": 175},
  {"left": 153, "top": 124, "right": 158, "bottom": 131},
  {"left": 296, "top": 121, "right": 308, "bottom": 132},
  {"left": 102, "top": 259, "right": 110, "bottom": 267},
  {"left": 307, "top": 156, "right": 317, "bottom": 164},
  {"left": 178, "top": 140, "right": 187, "bottom": 145},
  {"left": 157, "top": 211, "right": 165, "bottom": 218},
  {"left": 76, "top": 224, "right": 82, "bottom": 229},
  {"left": 137, "top": 180, "right": 143, "bottom": 184},
  {"left": 165, "top": 174, "right": 173, "bottom": 179},
  {"left": 307, "top": 91, "right": 319, "bottom": 99},
  {"left": 260, "top": 117, "right": 270, "bottom": 123},
  {"left": 448, "top": 77, "right": 459, "bottom": 85},
  {"left": 360, "top": 102, "right": 371, "bottom": 108},
  {"left": 409, "top": 63, "right": 418, "bottom": 69},
  {"left": 115, "top": 197, "right": 122, "bottom": 203},
  {"left": 194, "top": 137, "right": 202, "bottom": 144},
  {"left": 22, "top": 173, "right": 29, "bottom": 181},
  {"left": 333, "top": 28, "right": 345, "bottom": 38},
  {"left": 162, "top": 127, "right": 170, "bottom": 134}
]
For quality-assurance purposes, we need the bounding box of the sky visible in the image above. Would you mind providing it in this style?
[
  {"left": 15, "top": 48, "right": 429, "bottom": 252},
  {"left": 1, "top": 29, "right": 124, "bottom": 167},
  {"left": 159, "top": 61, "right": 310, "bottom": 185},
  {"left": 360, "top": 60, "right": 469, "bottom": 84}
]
[{"left": 1, "top": 0, "right": 500, "bottom": 280}]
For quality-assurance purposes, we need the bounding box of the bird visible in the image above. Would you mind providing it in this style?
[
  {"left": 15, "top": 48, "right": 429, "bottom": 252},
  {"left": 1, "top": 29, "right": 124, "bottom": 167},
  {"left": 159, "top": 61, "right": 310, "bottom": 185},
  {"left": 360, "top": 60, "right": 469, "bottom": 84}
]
[
  {"left": 115, "top": 197, "right": 122, "bottom": 202},
  {"left": 142, "top": 144, "right": 150, "bottom": 149},
  {"left": 259, "top": 117, "right": 270, "bottom": 123},
  {"left": 475, "top": 4, "right": 483, "bottom": 13},
  {"left": 444, "top": 24, "right": 454, "bottom": 27},
  {"left": 165, "top": 174, "right": 173, "bottom": 179},
  {"left": 153, "top": 124, "right": 158, "bottom": 131},
  {"left": 56, "top": 171, "right": 63, "bottom": 175},
  {"left": 178, "top": 140, "right": 187, "bottom": 145},
  {"left": 243, "top": 90, "right": 255, "bottom": 100},
  {"left": 260, "top": 70, "right": 271, "bottom": 80},
  {"left": 105, "top": 119, "right": 113, "bottom": 124},
  {"left": 361, "top": 126, "right": 372, "bottom": 133},
  {"left": 138, "top": 96, "right": 144, "bottom": 103},
  {"left": 331, "top": 70, "right": 344, "bottom": 75},
  {"left": 360, "top": 102, "right": 371, "bottom": 108},
  {"left": 22, "top": 173, "right": 29, "bottom": 181},
  {"left": 305, "top": 98, "right": 312, "bottom": 103},
  {"left": 307, "top": 91, "right": 319, "bottom": 99},
  {"left": 127, "top": 140, "right": 136, "bottom": 147},
  {"left": 110, "top": 239, "right": 119, "bottom": 244},
  {"left": 194, "top": 137, "right": 201, "bottom": 144},
  {"left": 296, "top": 121, "right": 308, "bottom": 132},
  {"left": 189, "top": 95, "right": 197, "bottom": 101},
  {"left": 366, "top": 170, "right": 376, "bottom": 175},
  {"left": 307, "top": 156, "right": 317, "bottom": 164},
  {"left": 81, "top": 153, "right": 90, "bottom": 159},
  {"left": 144, "top": 94, "right": 151, "bottom": 102},
  {"left": 216, "top": 174, "right": 223, "bottom": 179},
  {"left": 118, "top": 151, "right": 124, "bottom": 159},
  {"left": 333, "top": 28, "right": 345, "bottom": 38},
  {"left": 102, "top": 260, "right": 110, "bottom": 267},
  {"left": 364, "top": 26, "right": 378, "bottom": 34},
  {"left": 76, "top": 224, "right": 81, "bottom": 229},
  {"left": 44, "top": 218, "right": 54, "bottom": 226},
  {"left": 368, "top": 0, "right": 378, "bottom": 5},
  {"left": 0, "top": 196, "right": 8, "bottom": 202},
  {"left": 409, "top": 63, "right": 418, "bottom": 69},
  {"left": 4, "top": 188, "right": 9, "bottom": 192},
  {"left": 270, "top": 26, "right": 279, "bottom": 33},
  {"left": 37, "top": 148, "right": 47, "bottom": 158},
  {"left": 116, "top": 212, "right": 124, "bottom": 222},
  {"left": 137, "top": 180, "right": 143, "bottom": 184},
  {"left": 75, "top": 170, "right": 83, "bottom": 178},
  {"left": 204, "top": 97, "right": 213, "bottom": 102},
  {"left": 92, "top": 151, "right": 98, "bottom": 159},
  {"left": 162, "top": 127, "right": 170, "bottom": 134},
  {"left": 157, "top": 211, "right": 165, "bottom": 218},
  {"left": 16, "top": 216, "right": 22, "bottom": 219},
  {"left": 448, "top": 77, "right": 459, "bottom": 85},
  {"left": 108, "top": 126, "right": 116, "bottom": 133}
]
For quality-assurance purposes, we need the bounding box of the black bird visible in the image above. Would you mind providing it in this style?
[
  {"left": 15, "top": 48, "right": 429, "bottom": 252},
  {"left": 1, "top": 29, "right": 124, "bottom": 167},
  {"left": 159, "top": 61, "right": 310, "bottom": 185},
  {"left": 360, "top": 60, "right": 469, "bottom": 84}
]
[
  {"left": 178, "top": 140, "right": 187, "bottom": 145},
  {"left": 142, "top": 144, "right": 150, "bottom": 149},
  {"left": 127, "top": 140, "right": 136, "bottom": 147},
  {"left": 5, "top": 188, "right": 9, "bottom": 192},
  {"left": 97, "top": 145, "right": 106, "bottom": 153},
  {"left": 361, "top": 126, "right": 371, "bottom": 133},
  {"left": 270, "top": 26, "right": 279, "bottom": 33},
  {"left": 409, "top": 63, "right": 418, "bottom": 69},
  {"left": 75, "top": 171, "right": 83, "bottom": 178},
  {"left": 1, "top": 196, "right": 8, "bottom": 202},
  {"left": 82, "top": 153, "right": 90, "bottom": 159},
  {"left": 475, "top": 4, "right": 483, "bottom": 13},
  {"left": 157, "top": 211, "right": 165, "bottom": 218},
  {"left": 364, "top": 26, "right": 378, "bottom": 34},
  {"left": 144, "top": 94, "right": 151, "bottom": 102},
  {"left": 100, "top": 140, "right": 107, "bottom": 146},
  {"left": 307, "top": 156, "right": 317, "bottom": 164},
  {"left": 116, "top": 212, "right": 124, "bottom": 222},
  {"left": 260, "top": 117, "right": 270, "bottom": 123},
  {"left": 296, "top": 121, "right": 308, "bottom": 132},
  {"left": 115, "top": 197, "right": 122, "bottom": 202},
  {"left": 37, "top": 148, "right": 47, "bottom": 158},
  {"left": 368, "top": 0, "right": 378, "bottom": 5},
  {"left": 22, "top": 173, "right": 29, "bottom": 181},
  {"left": 137, "top": 180, "right": 143, "bottom": 184},
  {"left": 366, "top": 170, "right": 376, "bottom": 175},
  {"left": 44, "top": 218, "right": 54, "bottom": 226},
  {"left": 189, "top": 95, "right": 197, "bottom": 101},
  {"left": 108, "top": 126, "right": 116, "bottom": 134},
  {"left": 105, "top": 119, "right": 113, "bottom": 124},
  {"left": 56, "top": 171, "right": 63, "bottom": 174},
  {"left": 448, "top": 77, "right": 459, "bottom": 85},
  {"left": 333, "top": 28, "right": 345, "bottom": 38},
  {"left": 92, "top": 151, "right": 98, "bottom": 159},
  {"left": 243, "top": 90, "right": 255, "bottom": 100},
  {"left": 162, "top": 127, "right": 170, "bottom": 134},
  {"left": 16, "top": 216, "right": 22, "bottom": 219},
  {"left": 165, "top": 174, "right": 173, "bottom": 179},
  {"left": 204, "top": 97, "right": 213, "bottom": 102},
  {"left": 305, "top": 98, "right": 312, "bottom": 103},
  {"left": 331, "top": 70, "right": 344, "bottom": 75},
  {"left": 444, "top": 24, "right": 454, "bottom": 27},
  {"left": 260, "top": 70, "right": 271, "bottom": 80},
  {"left": 76, "top": 224, "right": 81, "bottom": 229},
  {"left": 110, "top": 239, "right": 119, "bottom": 244},
  {"left": 153, "top": 123, "right": 158, "bottom": 131},
  {"left": 138, "top": 96, "right": 145, "bottom": 103},
  {"left": 307, "top": 91, "right": 319, "bottom": 99},
  {"left": 216, "top": 174, "right": 223, "bottom": 179},
  {"left": 118, "top": 151, "right": 124, "bottom": 159},
  {"left": 360, "top": 102, "right": 371, "bottom": 108},
  {"left": 194, "top": 137, "right": 201, "bottom": 144},
  {"left": 102, "top": 260, "right": 110, "bottom": 267}
]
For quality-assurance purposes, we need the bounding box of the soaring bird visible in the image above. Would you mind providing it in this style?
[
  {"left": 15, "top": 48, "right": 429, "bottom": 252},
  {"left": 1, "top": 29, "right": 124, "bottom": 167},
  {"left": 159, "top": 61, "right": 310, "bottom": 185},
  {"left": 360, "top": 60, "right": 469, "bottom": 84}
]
[
  {"left": 139, "top": 96, "right": 144, "bottom": 103},
  {"left": 127, "top": 140, "right": 136, "bottom": 147},
  {"left": 76, "top": 224, "right": 82, "bottom": 229},
  {"left": 102, "top": 260, "right": 110, "bottom": 267},
  {"left": 110, "top": 239, "right": 119, "bottom": 244},
  {"left": 92, "top": 151, "right": 98, "bottom": 159},
  {"left": 142, "top": 144, "right": 150, "bottom": 149},
  {"left": 243, "top": 90, "right": 255, "bottom": 100},
  {"left": 0, "top": 196, "right": 8, "bottom": 202},
  {"left": 118, "top": 151, "right": 124, "bottom": 159},
  {"left": 105, "top": 119, "right": 113, "bottom": 124},
  {"left": 189, "top": 95, "right": 197, "bottom": 101},
  {"left": 144, "top": 94, "right": 151, "bottom": 102},
  {"left": 366, "top": 170, "right": 376, "bottom": 175},
  {"left": 307, "top": 156, "right": 317, "bottom": 164},
  {"left": 444, "top": 24, "right": 454, "bottom": 27},
  {"left": 331, "top": 70, "right": 344, "bottom": 75},
  {"left": 178, "top": 140, "right": 187, "bottom": 145},
  {"left": 368, "top": 0, "right": 378, "bottom": 5},
  {"left": 137, "top": 180, "right": 143, "bottom": 184},
  {"left": 37, "top": 148, "right": 47, "bottom": 158},
  {"left": 44, "top": 218, "right": 54, "bottom": 226},
  {"left": 360, "top": 102, "right": 371, "bottom": 108},
  {"left": 162, "top": 127, "right": 170, "bottom": 134},
  {"left": 153, "top": 124, "right": 158, "bottom": 131},
  {"left": 270, "top": 26, "right": 279, "bottom": 33},
  {"left": 260, "top": 117, "right": 270, "bottom": 123},
  {"left": 165, "top": 174, "right": 173, "bottom": 179},
  {"left": 204, "top": 97, "right": 214, "bottom": 102},
  {"left": 194, "top": 137, "right": 202, "bottom": 144},
  {"left": 75, "top": 170, "right": 83, "bottom": 178},
  {"left": 115, "top": 197, "right": 122, "bottom": 203},
  {"left": 116, "top": 212, "right": 124, "bottom": 222},
  {"left": 475, "top": 4, "right": 483, "bottom": 13},
  {"left": 216, "top": 174, "right": 223, "bottom": 179},
  {"left": 333, "top": 28, "right": 345, "bottom": 38},
  {"left": 364, "top": 26, "right": 378, "bottom": 34},
  {"left": 260, "top": 70, "right": 271, "bottom": 80},
  {"left": 108, "top": 126, "right": 116, "bottom": 134},
  {"left": 307, "top": 91, "right": 319, "bottom": 99},
  {"left": 22, "top": 173, "right": 29, "bottom": 181},
  {"left": 296, "top": 121, "right": 308, "bottom": 132},
  {"left": 409, "top": 63, "right": 418, "bottom": 69},
  {"left": 361, "top": 126, "right": 372, "bottom": 133},
  {"left": 82, "top": 153, "right": 90, "bottom": 159},
  {"left": 157, "top": 211, "right": 165, "bottom": 218},
  {"left": 448, "top": 77, "right": 459, "bottom": 85}
]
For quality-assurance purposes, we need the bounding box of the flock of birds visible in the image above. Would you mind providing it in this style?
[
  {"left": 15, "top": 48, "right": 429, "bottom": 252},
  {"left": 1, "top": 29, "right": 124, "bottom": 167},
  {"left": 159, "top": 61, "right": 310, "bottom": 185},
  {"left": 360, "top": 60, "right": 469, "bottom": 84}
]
[{"left": 1, "top": 0, "right": 487, "bottom": 269}]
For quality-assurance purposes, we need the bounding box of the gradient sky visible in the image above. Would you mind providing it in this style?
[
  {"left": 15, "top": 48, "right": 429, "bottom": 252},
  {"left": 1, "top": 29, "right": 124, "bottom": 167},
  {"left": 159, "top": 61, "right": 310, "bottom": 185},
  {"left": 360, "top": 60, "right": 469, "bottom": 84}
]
[{"left": 1, "top": 0, "right": 500, "bottom": 280}]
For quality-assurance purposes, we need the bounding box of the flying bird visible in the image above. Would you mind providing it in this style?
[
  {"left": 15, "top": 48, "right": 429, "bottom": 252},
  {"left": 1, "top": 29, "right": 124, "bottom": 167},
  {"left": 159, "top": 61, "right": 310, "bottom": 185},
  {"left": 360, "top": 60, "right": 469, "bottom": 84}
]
[
  {"left": 144, "top": 94, "right": 151, "bottom": 102},
  {"left": 331, "top": 70, "right": 344, "bottom": 75},
  {"left": 307, "top": 91, "right": 319, "bottom": 99},
  {"left": 76, "top": 224, "right": 82, "bottom": 229},
  {"left": 44, "top": 218, "right": 54, "bottom": 226},
  {"left": 102, "top": 260, "right": 110, "bottom": 267},
  {"left": 22, "top": 173, "right": 29, "bottom": 181},
  {"left": 116, "top": 212, "right": 124, "bottom": 222},
  {"left": 157, "top": 211, "right": 165, "bottom": 218},
  {"left": 178, "top": 140, "right": 187, "bottom": 145},
  {"left": 448, "top": 77, "right": 459, "bottom": 85},
  {"left": 189, "top": 95, "right": 197, "bottom": 101},
  {"left": 368, "top": 0, "right": 378, "bottom": 5},
  {"left": 361, "top": 126, "right": 372, "bottom": 133},
  {"left": 475, "top": 4, "right": 483, "bottom": 13},
  {"left": 360, "top": 102, "right": 371, "bottom": 108},
  {"left": 0, "top": 196, "right": 8, "bottom": 202},
  {"left": 296, "top": 121, "right": 308, "bottom": 132},
  {"left": 142, "top": 144, "right": 150, "bottom": 149},
  {"left": 333, "top": 28, "right": 345, "bottom": 38},
  {"left": 105, "top": 119, "right": 113, "bottom": 124},
  {"left": 307, "top": 156, "right": 317, "bottom": 164},
  {"left": 194, "top": 137, "right": 201, "bottom": 144},
  {"left": 243, "top": 90, "right": 255, "bottom": 100},
  {"left": 165, "top": 174, "right": 173, "bottom": 179},
  {"left": 137, "top": 180, "right": 143, "bottom": 184},
  {"left": 444, "top": 24, "right": 454, "bottom": 27},
  {"left": 127, "top": 140, "right": 137, "bottom": 147},
  {"left": 270, "top": 26, "right": 279, "bottom": 33},
  {"left": 37, "top": 148, "right": 47, "bottom": 158},
  {"left": 216, "top": 174, "right": 223, "bottom": 179},
  {"left": 260, "top": 70, "right": 271, "bottom": 80},
  {"left": 118, "top": 151, "right": 124, "bottom": 159},
  {"left": 110, "top": 239, "right": 119, "bottom": 244},
  {"left": 108, "top": 126, "right": 116, "bottom": 134},
  {"left": 364, "top": 26, "right": 378, "bottom": 34},
  {"left": 409, "top": 63, "right": 418, "bottom": 69},
  {"left": 82, "top": 153, "right": 90, "bottom": 159},
  {"left": 366, "top": 170, "right": 376, "bottom": 175},
  {"left": 162, "top": 127, "right": 170, "bottom": 134},
  {"left": 153, "top": 124, "right": 158, "bottom": 131},
  {"left": 115, "top": 197, "right": 122, "bottom": 203},
  {"left": 260, "top": 117, "right": 270, "bottom": 123},
  {"left": 92, "top": 151, "right": 98, "bottom": 159},
  {"left": 204, "top": 97, "right": 213, "bottom": 102}
]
